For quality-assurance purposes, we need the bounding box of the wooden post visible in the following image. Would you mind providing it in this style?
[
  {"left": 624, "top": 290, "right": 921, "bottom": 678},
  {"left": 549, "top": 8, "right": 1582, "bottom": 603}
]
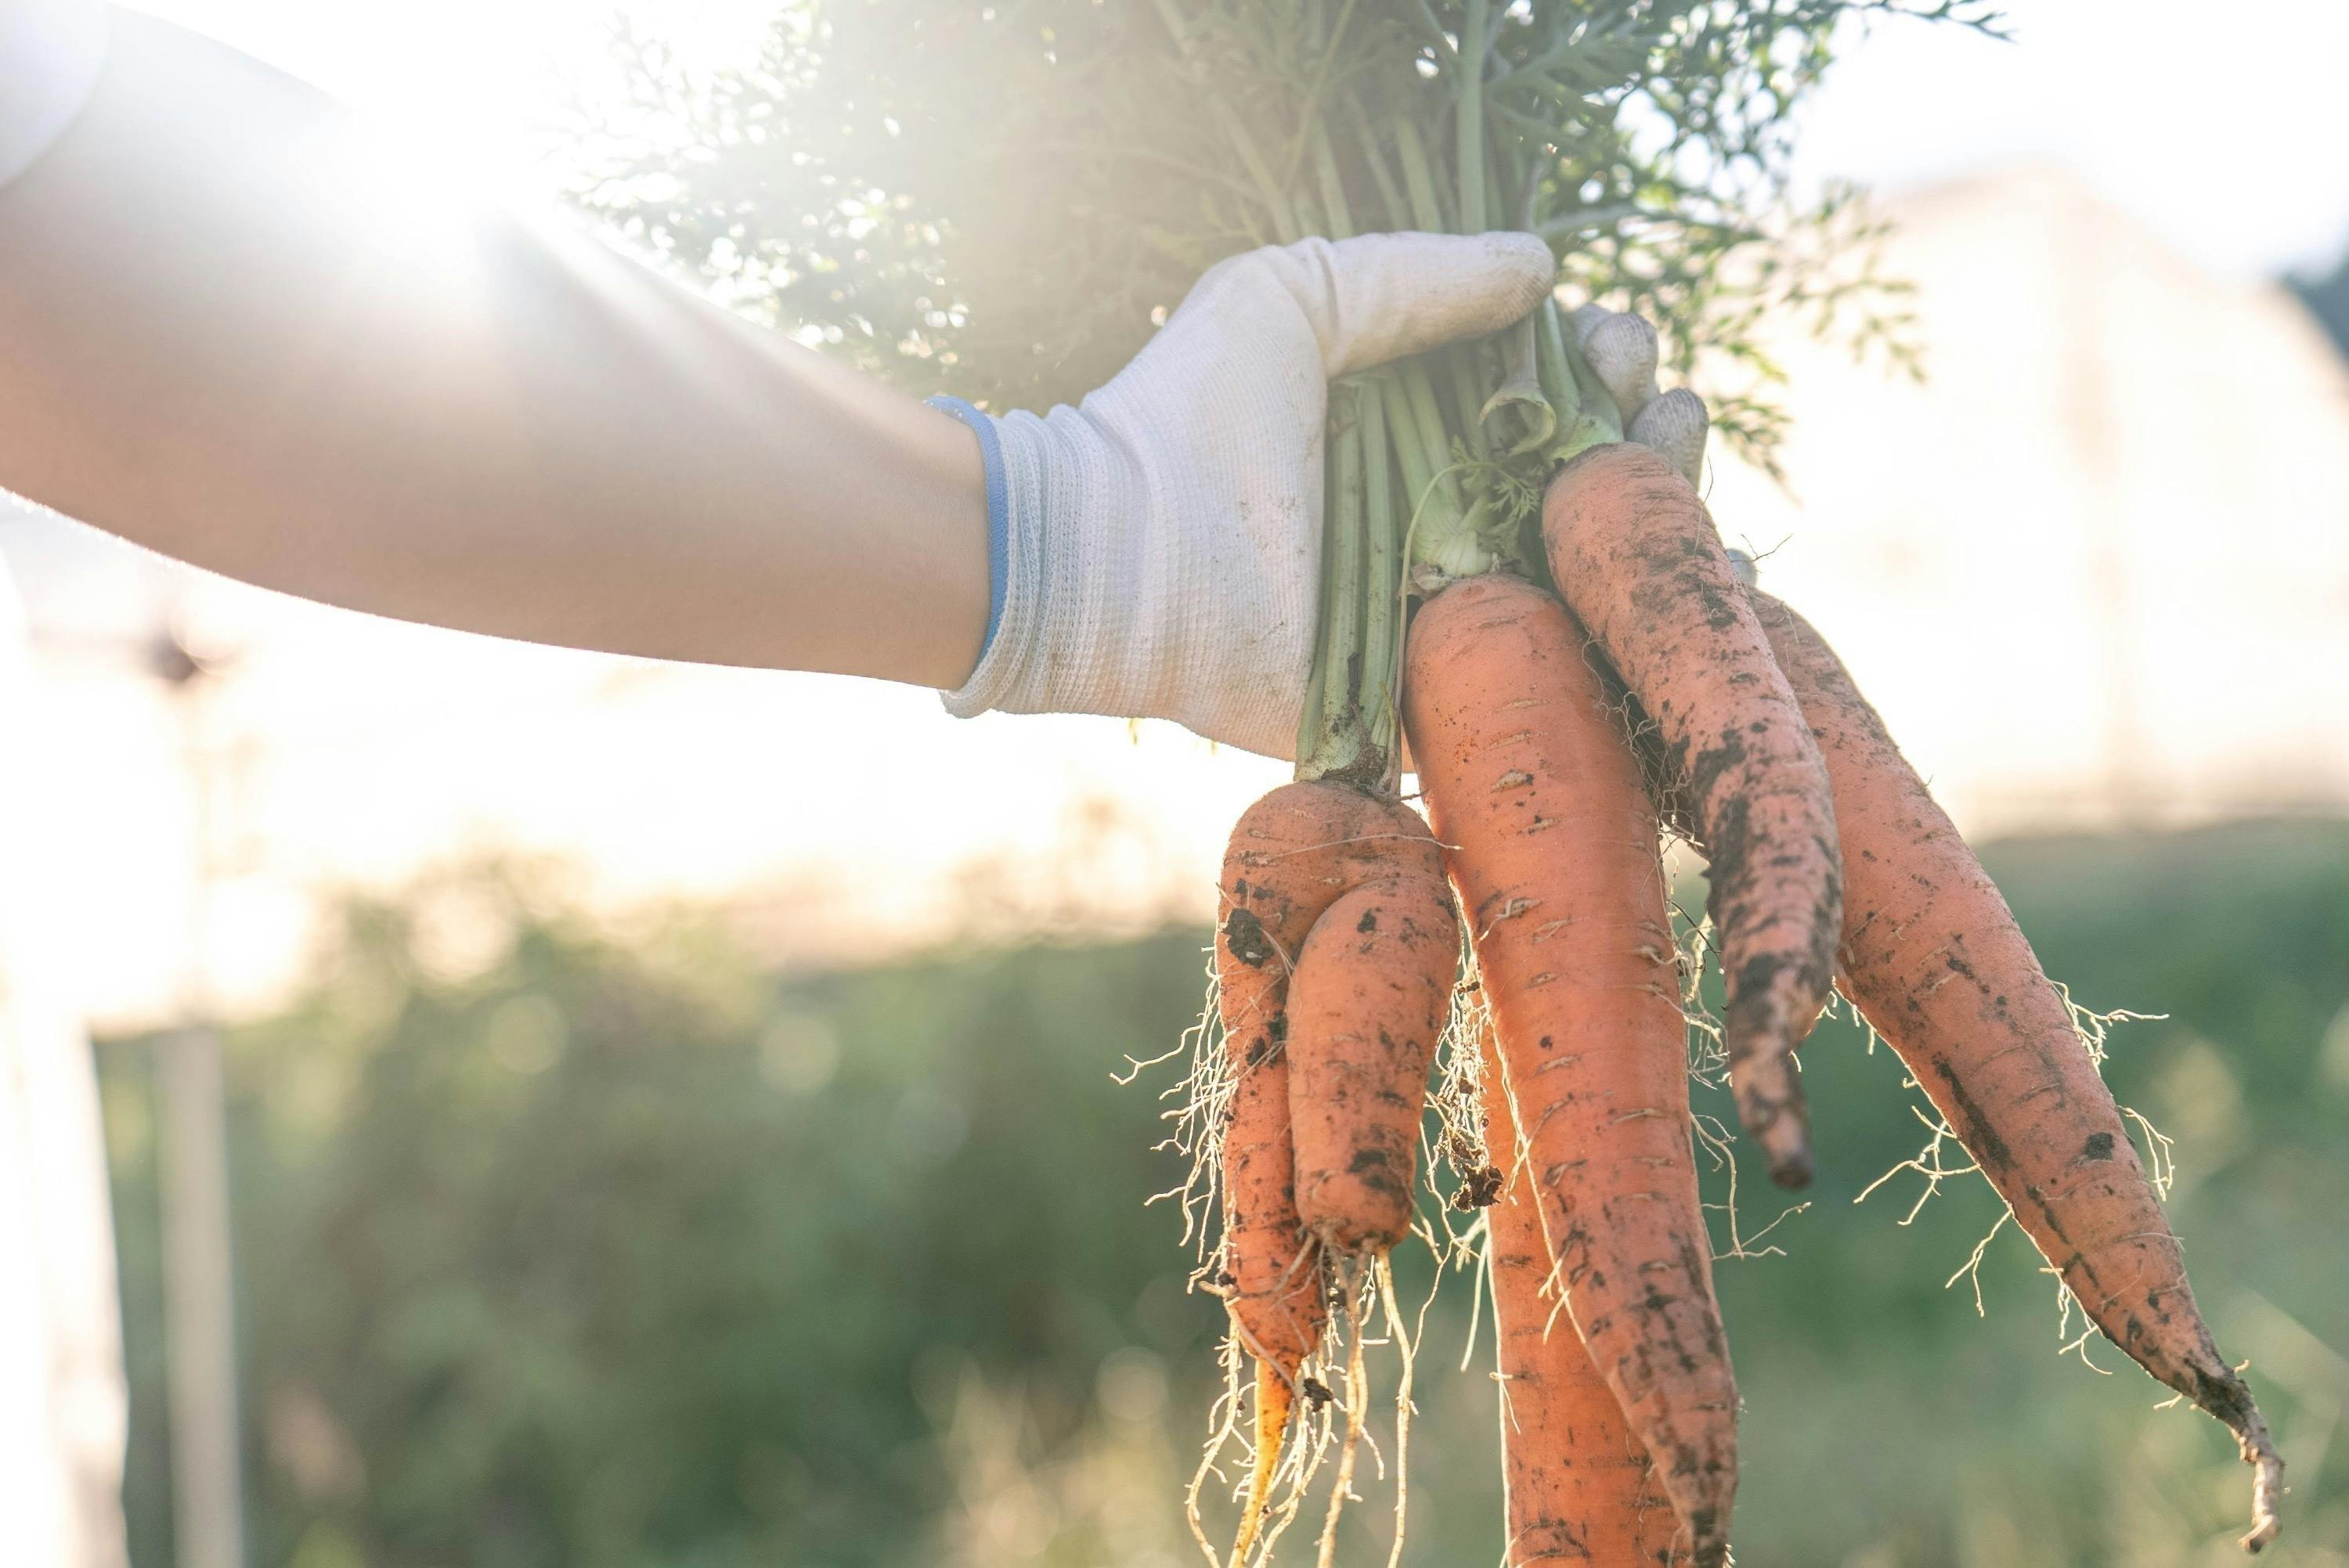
[{"left": 153, "top": 628, "right": 245, "bottom": 1568}]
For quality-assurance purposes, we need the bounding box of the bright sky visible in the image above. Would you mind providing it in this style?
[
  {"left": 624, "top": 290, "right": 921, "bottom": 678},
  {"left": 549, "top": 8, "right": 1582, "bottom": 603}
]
[
  {"left": 117, "top": 0, "right": 2349, "bottom": 282},
  {"left": 1784, "top": 0, "right": 2349, "bottom": 282},
  {"left": 12, "top": 0, "right": 2349, "bottom": 1027}
]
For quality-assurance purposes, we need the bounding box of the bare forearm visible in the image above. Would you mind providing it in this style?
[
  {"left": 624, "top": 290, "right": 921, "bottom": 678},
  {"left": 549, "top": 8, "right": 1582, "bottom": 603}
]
[{"left": 0, "top": 11, "right": 987, "bottom": 687}]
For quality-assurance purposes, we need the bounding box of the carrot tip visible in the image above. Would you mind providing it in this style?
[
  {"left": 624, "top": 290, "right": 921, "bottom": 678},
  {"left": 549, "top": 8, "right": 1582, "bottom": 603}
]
[
  {"left": 1231, "top": 1360, "right": 1296, "bottom": 1568},
  {"left": 1751, "top": 1111, "right": 1813, "bottom": 1189},
  {"left": 2237, "top": 1422, "right": 2285, "bottom": 1553},
  {"left": 1766, "top": 1145, "right": 1814, "bottom": 1191},
  {"left": 1727, "top": 1021, "right": 1816, "bottom": 1188}
]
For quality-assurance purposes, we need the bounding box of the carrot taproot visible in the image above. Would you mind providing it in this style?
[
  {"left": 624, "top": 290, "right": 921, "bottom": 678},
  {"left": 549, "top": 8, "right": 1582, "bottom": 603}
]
[
  {"left": 1405, "top": 572, "right": 1737, "bottom": 1566},
  {"left": 1215, "top": 778, "right": 1453, "bottom": 1563},
  {"left": 1749, "top": 591, "right": 2285, "bottom": 1552},
  {"left": 1542, "top": 443, "right": 1841, "bottom": 1188},
  {"left": 1216, "top": 1022, "right": 1319, "bottom": 1566},
  {"left": 1286, "top": 871, "right": 1458, "bottom": 1255},
  {"left": 1476, "top": 1011, "right": 1683, "bottom": 1567}
]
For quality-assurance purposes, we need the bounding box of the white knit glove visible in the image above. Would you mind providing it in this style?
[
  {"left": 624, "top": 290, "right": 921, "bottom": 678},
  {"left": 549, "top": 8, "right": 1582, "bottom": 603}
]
[
  {"left": 932, "top": 231, "right": 1558, "bottom": 759},
  {"left": 1569, "top": 301, "right": 1711, "bottom": 486},
  {"left": 930, "top": 235, "right": 1709, "bottom": 759}
]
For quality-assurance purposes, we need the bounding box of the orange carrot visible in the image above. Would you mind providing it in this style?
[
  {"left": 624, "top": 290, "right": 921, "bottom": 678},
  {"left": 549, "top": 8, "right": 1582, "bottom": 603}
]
[
  {"left": 1215, "top": 778, "right": 1453, "bottom": 1562},
  {"left": 1477, "top": 1011, "right": 1683, "bottom": 1567},
  {"left": 1405, "top": 573, "right": 1737, "bottom": 1566},
  {"left": 1752, "top": 591, "right": 2284, "bottom": 1552},
  {"left": 1286, "top": 871, "right": 1458, "bottom": 1255},
  {"left": 1543, "top": 444, "right": 1840, "bottom": 1188}
]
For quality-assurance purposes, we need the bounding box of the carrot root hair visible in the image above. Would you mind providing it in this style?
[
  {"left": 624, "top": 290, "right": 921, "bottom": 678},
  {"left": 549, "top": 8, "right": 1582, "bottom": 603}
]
[{"left": 1313, "top": 1262, "right": 1371, "bottom": 1568}]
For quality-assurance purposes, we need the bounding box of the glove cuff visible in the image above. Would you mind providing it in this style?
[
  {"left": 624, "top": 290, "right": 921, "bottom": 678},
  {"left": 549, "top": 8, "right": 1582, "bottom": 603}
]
[{"left": 929, "top": 399, "right": 1145, "bottom": 724}]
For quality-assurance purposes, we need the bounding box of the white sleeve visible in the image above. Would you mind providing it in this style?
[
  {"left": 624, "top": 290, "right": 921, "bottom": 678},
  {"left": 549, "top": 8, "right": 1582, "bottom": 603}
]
[{"left": 0, "top": 0, "right": 108, "bottom": 189}]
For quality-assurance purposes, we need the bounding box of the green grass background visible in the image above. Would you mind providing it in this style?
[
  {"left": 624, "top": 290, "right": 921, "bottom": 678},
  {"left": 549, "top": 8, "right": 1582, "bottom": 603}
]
[{"left": 98, "top": 820, "right": 2349, "bottom": 1566}]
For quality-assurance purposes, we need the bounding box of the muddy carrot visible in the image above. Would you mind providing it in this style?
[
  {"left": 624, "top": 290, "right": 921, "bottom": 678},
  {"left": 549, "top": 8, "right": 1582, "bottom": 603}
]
[
  {"left": 1543, "top": 443, "right": 1842, "bottom": 1188},
  {"left": 1752, "top": 591, "right": 2284, "bottom": 1552},
  {"left": 1476, "top": 1011, "right": 1683, "bottom": 1566},
  {"left": 1216, "top": 779, "right": 1453, "bottom": 1562},
  {"left": 1406, "top": 572, "right": 1737, "bottom": 1565},
  {"left": 1285, "top": 867, "right": 1458, "bottom": 1255}
]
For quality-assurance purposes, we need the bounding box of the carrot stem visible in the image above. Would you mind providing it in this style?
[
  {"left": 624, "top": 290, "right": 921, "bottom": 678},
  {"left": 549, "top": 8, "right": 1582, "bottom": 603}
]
[
  {"left": 1538, "top": 300, "right": 1621, "bottom": 465},
  {"left": 1535, "top": 297, "right": 1575, "bottom": 412},
  {"left": 1380, "top": 373, "right": 1438, "bottom": 514},
  {"left": 1392, "top": 118, "right": 1449, "bottom": 234},
  {"left": 1487, "top": 112, "right": 1520, "bottom": 233},
  {"left": 1397, "top": 362, "right": 1467, "bottom": 518},
  {"left": 1389, "top": 362, "right": 1489, "bottom": 579},
  {"left": 1295, "top": 416, "right": 1341, "bottom": 765},
  {"left": 1445, "top": 348, "right": 1491, "bottom": 459},
  {"left": 1324, "top": 385, "right": 1367, "bottom": 739},
  {"left": 1311, "top": 121, "right": 1356, "bottom": 240},
  {"left": 1348, "top": 102, "right": 1408, "bottom": 230},
  {"left": 1299, "top": 381, "right": 1370, "bottom": 784},
  {"left": 1456, "top": 0, "right": 1489, "bottom": 233},
  {"left": 1358, "top": 377, "right": 1402, "bottom": 776}
]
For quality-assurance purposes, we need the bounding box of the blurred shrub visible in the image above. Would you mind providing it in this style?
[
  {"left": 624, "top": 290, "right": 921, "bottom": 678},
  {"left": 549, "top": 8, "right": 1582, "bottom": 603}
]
[
  {"left": 106, "top": 874, "right": 1224, "bottom": 1568},
  {"left": 100, "top": 821, "right": 2349, "bottom": 1566}
]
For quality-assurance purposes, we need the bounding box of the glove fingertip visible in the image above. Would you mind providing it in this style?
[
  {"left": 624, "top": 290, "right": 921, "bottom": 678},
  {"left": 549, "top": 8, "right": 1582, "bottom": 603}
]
[
  {"left": 1487, "top": 229, "right": 1560, "bottom": 289},
  {"left": 1586, "top": 313, "right": 1662, "bottom": 424},
  {"left": 1318, "top": 229, "right": 1557, "bottom": 375},
  {"left": 1629, "top": 387, "right": 1709, "bottom": 488}
]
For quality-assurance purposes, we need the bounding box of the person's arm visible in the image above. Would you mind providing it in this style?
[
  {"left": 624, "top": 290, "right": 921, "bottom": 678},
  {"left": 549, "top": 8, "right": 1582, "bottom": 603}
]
[
  {"left": 7, "top": 10, "right": 1633, "bottom": 760},
  {"left": 0, "top": 9, "right": 990, "bottom": 687}
]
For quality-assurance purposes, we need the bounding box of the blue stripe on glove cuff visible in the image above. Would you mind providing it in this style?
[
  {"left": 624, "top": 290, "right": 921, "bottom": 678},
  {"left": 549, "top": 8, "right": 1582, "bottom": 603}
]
[{"left": 926, "top": 395, "right": 1009, "bottom": 663}]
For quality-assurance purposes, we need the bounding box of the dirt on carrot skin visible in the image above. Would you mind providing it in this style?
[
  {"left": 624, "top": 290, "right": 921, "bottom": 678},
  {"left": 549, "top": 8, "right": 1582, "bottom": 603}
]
[
  {"left": 1285, "top": 872, "right": 1459, "bottom": 1255},
  {"left": 1210, "top": 778, "right": 1452, "bottom": 1565},
  {"left": 1476, "top": 1010, "right": 1687, "bottom": 1566},
  {"left": 1752, "top": 590, "right": 2284, "bottom": 1554},
  {"left": 1405, "top": 573, "right": 1737, "bottom": 1566},
  {"left": 1543, "top": 443, "right": 1842, "bottom": 1190},
  {"left": 1213, "top": 780, "right": 1450, "bottom": 1330}
]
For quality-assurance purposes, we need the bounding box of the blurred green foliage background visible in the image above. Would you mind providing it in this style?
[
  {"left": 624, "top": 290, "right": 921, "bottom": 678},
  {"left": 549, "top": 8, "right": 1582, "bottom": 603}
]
[{"left": 98, "top": 820, "right": 2349, "bottom": 1567}]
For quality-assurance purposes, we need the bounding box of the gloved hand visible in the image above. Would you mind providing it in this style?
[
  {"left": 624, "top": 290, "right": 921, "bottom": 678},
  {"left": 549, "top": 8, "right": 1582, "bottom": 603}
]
[
  {"left": 931, "top": 232, "right": 1705, "bottom": 759},
  {"left": 1571, "top": 301, "right": 1712, "bottom": 487},
  {"left": 1568, "top": 303, "right": 1730, "bottom": 583}
]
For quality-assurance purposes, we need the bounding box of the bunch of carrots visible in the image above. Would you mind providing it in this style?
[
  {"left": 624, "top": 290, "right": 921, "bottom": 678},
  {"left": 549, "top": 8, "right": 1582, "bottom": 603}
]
[
  {"left": 587, "top": 0, "right": 2286, "bottom": 1557},
  {"left": 1203, "top": 327, "right": 2287, "bottom": 1563},
  {"left": 1178, "top": 7, "right": 2285, "bottom": 1565}
]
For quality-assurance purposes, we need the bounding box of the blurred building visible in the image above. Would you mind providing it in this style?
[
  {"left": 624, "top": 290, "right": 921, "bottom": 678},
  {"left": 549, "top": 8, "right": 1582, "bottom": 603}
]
[
  {"left": 5, "top": 164, "right": 2346, "bottom": 1032},
  {"left": 1712, "top": 164, "right": 2349, "bottom": 830}
]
